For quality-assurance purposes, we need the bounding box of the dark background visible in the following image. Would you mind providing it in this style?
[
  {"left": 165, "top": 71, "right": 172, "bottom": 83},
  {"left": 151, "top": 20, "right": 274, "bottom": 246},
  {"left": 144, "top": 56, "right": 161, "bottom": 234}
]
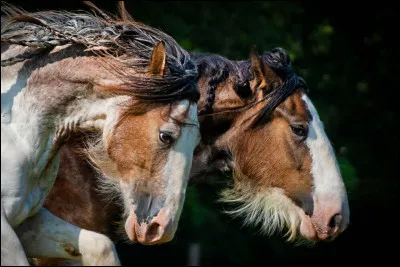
[{"left": 7, "top": 1, "right": 399, "bottom": 265}]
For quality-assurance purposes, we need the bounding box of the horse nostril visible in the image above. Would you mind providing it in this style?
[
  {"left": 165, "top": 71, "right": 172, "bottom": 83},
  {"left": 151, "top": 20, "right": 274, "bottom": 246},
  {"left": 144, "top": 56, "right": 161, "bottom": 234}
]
[
  {"left": 328, "top": 213, "right": 342, "bottom": 230},
  {"left": 145, "top": 222, "right": 161, "bottom": 241}
]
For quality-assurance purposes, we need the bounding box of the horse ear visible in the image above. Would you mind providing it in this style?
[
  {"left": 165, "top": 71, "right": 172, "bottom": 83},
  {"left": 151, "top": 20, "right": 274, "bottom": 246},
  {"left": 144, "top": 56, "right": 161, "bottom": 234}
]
[
  {"left": 149, "top": 41, "right": 166, "bottom": 76},
  {"left": 249, "top": 46, "right": 267, "bottom": 89},
  {"left": 249, "top": 46, "right": 280, "bottom": 98}
]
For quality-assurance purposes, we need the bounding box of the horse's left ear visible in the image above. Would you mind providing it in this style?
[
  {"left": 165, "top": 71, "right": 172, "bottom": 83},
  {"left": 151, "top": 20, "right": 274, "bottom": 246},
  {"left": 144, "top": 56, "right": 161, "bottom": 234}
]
[
  {"left": 149, "top": 41, "right": 166, "bottom": 76},
  {"left": 249, "top": 46, "right": 280, "bottom": 99},
  {"left": 250, "top": 46, "right": 267, "bottom": 89}
]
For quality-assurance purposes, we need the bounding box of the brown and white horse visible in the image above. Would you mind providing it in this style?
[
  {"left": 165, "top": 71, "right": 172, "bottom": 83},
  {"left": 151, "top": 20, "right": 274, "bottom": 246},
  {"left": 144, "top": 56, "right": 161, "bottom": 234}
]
[
  {"left": 1, "top": 3, "right": 200, "bottom": 265},
  {"left": 35, "top": 6, "right": 349, "bottom": 266},
  {"left": 35, "top": 45, "right": 350, "bottom": 266},
  {"left": 191, "top": 48, "right": 350, "bottom": 242}
]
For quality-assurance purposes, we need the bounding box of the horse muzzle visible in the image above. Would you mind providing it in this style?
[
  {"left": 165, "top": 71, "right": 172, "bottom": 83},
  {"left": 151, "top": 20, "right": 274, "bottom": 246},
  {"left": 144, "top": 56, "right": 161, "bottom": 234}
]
[{"left": 124, "top": 194, "right": 177, "bottom": 245}]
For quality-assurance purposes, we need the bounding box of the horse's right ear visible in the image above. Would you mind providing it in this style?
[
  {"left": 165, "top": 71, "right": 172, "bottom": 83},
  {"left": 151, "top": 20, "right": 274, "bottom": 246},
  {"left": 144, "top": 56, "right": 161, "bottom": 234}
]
[{"left": 149, "top": 41, "right": 166, "bottom": 76}]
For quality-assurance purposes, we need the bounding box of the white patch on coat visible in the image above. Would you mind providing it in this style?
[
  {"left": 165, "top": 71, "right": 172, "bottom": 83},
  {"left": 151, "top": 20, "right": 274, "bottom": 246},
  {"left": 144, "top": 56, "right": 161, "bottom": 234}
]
[{"left": 15, "top": 208, "right": 120, "bottom": 265}]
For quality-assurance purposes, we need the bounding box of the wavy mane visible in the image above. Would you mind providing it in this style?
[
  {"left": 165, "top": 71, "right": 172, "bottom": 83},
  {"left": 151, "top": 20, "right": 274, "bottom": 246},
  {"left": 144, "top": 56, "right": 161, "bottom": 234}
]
[{"left": 1, "top": 2, "right": 199, "bottom": 102}]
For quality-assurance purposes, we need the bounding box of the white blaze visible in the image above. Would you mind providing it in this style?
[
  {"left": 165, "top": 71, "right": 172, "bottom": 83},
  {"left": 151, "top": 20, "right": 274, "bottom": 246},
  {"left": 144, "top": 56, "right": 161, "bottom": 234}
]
[
  {"left": 162, "top": 100, "right": 200, "bottom": 224},
  {"left": 302, "top": 94, "right": 349, "bottom": 225}
]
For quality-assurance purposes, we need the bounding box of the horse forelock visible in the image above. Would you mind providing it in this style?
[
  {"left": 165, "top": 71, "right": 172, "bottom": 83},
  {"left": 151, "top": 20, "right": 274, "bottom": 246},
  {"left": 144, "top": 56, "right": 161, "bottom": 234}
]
[{"left": 190, "top": 48, "right": 306, "bottom": 122}]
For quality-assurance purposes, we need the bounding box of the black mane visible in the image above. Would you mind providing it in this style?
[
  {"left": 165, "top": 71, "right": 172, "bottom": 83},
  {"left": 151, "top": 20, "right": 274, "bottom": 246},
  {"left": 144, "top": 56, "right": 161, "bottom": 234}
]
[{"left": 190, "top": 48, "right": 308, "bottom": 123}]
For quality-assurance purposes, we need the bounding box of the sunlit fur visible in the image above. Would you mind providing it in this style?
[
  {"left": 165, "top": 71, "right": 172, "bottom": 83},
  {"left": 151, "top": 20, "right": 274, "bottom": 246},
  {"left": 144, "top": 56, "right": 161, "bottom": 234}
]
[
  {"left": 221, "top": 184, "right": 298, "bottom": 241},
  {"left": 219, "top": 160, "right": 315, "bottom": 247},
  {"left": 216, "top": 151, "right": 299, "bottom": 240}
]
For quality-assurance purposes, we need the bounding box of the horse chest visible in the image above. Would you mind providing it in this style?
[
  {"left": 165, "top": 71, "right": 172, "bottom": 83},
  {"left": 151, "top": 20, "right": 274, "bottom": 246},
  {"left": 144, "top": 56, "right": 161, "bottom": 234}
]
[
  {"left": 1, "top": 125, "right": 60, "bottom": 227},
  {"left": 27, "top": 152, "right": 61, "bottom": 219},
  {"left": 2, "top": 156, "right": 60, "bottom": 228}
]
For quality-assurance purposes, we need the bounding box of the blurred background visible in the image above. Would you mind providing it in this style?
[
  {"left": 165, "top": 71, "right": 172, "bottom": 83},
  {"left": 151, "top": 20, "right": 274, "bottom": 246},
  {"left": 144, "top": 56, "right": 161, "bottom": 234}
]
[{"left": 9, "top": 1, "right": 398, "bottom": 265}]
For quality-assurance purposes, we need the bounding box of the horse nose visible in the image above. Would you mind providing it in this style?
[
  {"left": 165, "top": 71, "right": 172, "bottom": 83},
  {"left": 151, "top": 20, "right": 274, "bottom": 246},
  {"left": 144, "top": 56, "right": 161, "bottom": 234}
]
[
  {"left": 134, "top": 194, "right": 164, "bottom": 224},
  {"left": 144, "top": 220, "right": 172, "bottom": 244},
  {"left": 136, "top": 211, "right": 173, "bottom": 244},
  {"left": 317, "top": 213, "right": 343, "bottom": 241},
  {"left": 329, "top": 213, "right": 342, "bottom": 230},
  {"left": 141, "top": 221, "right": 163, "bottom": 243}
]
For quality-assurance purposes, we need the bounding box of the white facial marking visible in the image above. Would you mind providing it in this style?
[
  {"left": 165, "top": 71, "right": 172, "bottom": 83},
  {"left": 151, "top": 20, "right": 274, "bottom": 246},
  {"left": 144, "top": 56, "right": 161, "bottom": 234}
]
[
  {"left": 301, "top": 94, "right": 349, "bottom": 220},
  {"left": 162, "top": 100, "right": 200, "bottom": 219}
]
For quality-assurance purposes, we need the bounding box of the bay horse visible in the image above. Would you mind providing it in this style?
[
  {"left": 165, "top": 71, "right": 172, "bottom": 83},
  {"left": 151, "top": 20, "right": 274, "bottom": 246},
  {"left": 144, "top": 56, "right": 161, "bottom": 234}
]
[
  {"left": 34, "top": 44, "right": 350, "bottom": 265},
  {"left": 1, "top": 3, "right": 201, "bottom": 265}
]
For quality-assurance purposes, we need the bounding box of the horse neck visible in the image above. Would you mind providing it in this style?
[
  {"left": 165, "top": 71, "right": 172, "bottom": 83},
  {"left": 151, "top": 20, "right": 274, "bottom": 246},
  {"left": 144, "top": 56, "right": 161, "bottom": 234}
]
[
  {"left": 190, "top": 58, "right": 252, "bottom": 184},
  {"left": 1, "top": 44, "right": 128, "bottom": 145},
  {"left": 195, "top": 56, "right": 251, "bottom": 143}
]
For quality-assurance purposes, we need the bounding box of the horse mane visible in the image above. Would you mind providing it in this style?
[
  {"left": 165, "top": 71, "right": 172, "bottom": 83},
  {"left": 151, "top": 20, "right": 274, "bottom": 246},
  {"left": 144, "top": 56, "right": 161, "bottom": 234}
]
[
  {"left": 191, "top": 48, "right": 308, "bottom": 124},
  {"left": 0, "top": 2, "right": 199, "bottom": 102},
  {"left": 190, "top": 53, "right": 237, "bottom": 115}
]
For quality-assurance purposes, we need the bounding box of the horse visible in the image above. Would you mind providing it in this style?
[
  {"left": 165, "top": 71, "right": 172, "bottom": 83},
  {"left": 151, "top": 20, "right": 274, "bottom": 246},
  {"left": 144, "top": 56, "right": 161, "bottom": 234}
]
[
  {"left": 33, "top": 5, "right": 349, "bottom": 265},
  {"left": 33, "top": 44, "right": 350, "bottom": 265},
  {"left": 1, "top": 3, "right": 201, "bottom": 265},
  {"left": 191, "top": 48, "right": 350, "bottom": 242}
]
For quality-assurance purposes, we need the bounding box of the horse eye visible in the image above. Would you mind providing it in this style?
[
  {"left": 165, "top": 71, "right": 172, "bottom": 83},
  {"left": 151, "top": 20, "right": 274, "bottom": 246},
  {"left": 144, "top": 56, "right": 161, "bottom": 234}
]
[
  {"left": 159, "top": 131, "right": 174, "bottom": 145},
  {"left": 290, "top": 124, "right": 308, "bottom": 138}
]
